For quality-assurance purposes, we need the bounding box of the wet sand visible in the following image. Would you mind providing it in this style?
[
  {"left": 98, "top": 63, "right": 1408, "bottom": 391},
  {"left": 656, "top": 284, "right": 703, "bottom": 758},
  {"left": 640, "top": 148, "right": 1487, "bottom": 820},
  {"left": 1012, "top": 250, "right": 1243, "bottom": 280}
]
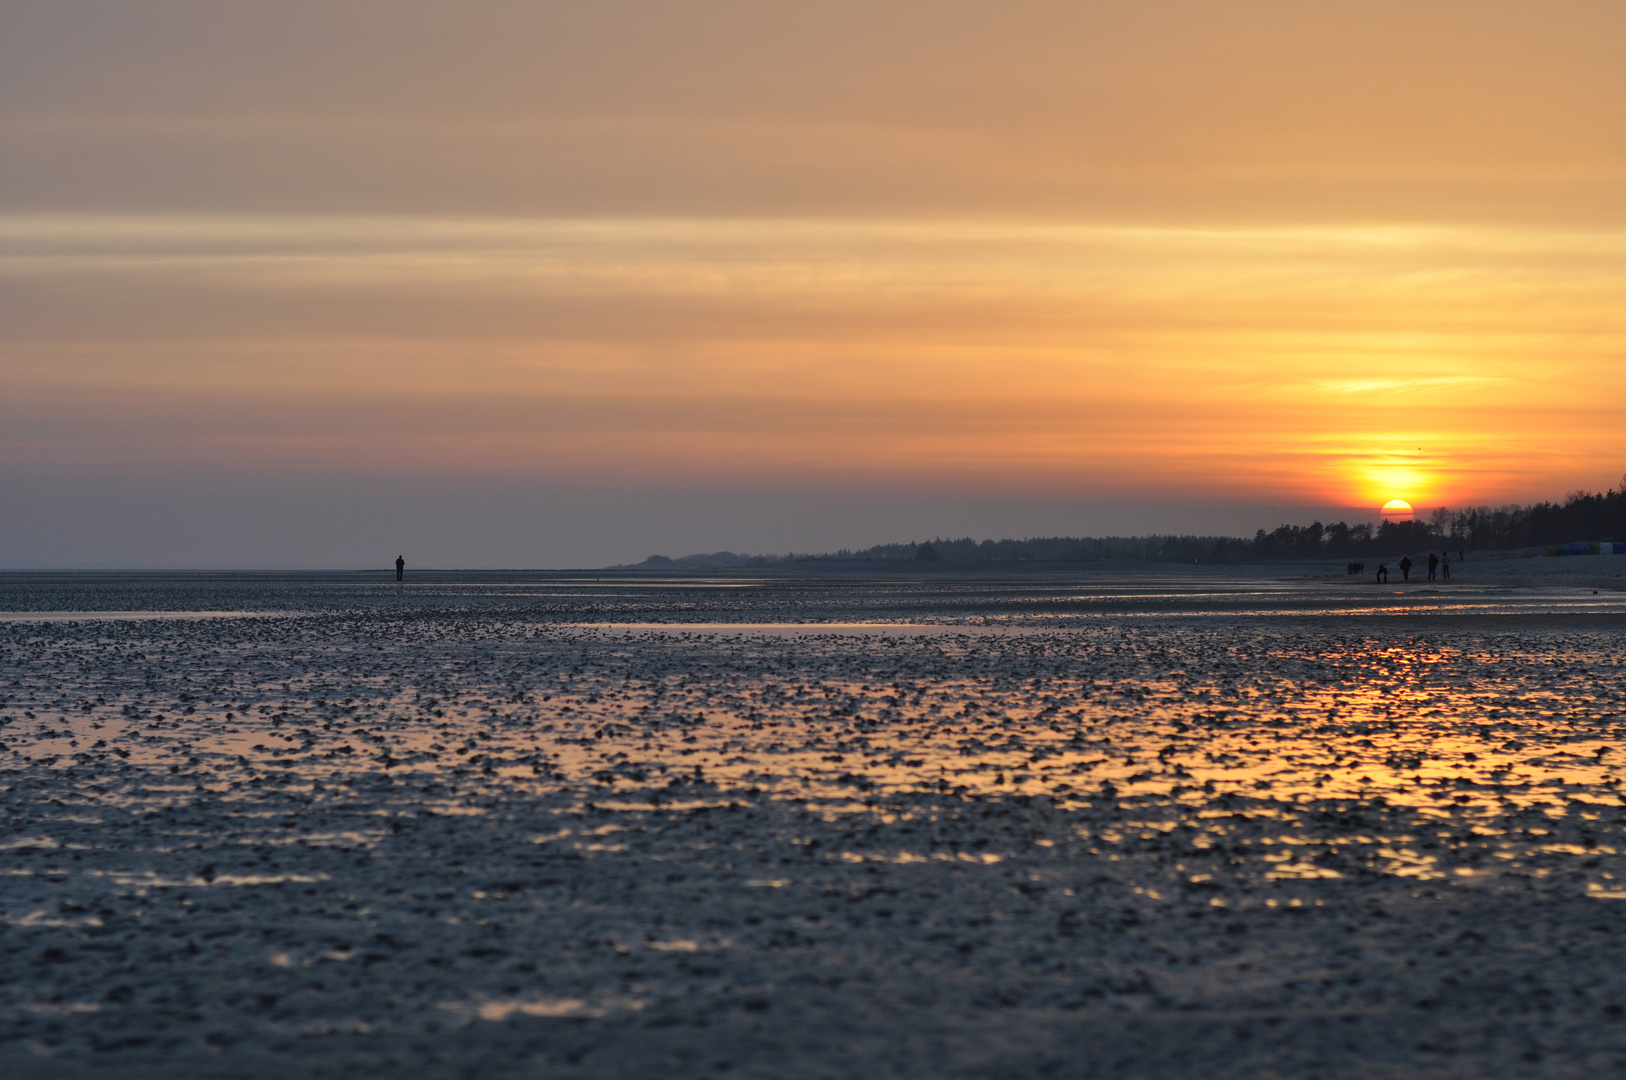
[{"left": 3, "top": 566, "right": 1626, "bottom": 1077}]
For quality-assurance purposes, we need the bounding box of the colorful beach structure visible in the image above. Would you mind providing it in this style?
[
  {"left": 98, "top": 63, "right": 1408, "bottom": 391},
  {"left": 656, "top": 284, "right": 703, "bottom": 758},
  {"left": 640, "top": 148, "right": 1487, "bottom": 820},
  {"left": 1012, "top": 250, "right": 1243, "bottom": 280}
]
[{"left": 1544, "top": 541, "right": 1626, "bottom": 556}]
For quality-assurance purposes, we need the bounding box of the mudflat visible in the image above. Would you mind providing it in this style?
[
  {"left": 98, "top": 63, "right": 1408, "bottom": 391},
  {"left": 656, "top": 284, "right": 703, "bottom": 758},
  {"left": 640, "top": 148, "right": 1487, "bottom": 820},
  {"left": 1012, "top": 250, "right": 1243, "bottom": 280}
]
[{"left": 3, "top": 565, "right": 1626, "bottom": 1078}]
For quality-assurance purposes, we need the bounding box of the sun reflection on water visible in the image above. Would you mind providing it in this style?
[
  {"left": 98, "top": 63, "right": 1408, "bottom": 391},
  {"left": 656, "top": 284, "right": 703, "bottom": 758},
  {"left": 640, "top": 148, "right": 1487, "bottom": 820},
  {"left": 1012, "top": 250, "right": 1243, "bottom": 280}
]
[{"left": 8, "top": 616, "right": 1625, "bottom": 902}]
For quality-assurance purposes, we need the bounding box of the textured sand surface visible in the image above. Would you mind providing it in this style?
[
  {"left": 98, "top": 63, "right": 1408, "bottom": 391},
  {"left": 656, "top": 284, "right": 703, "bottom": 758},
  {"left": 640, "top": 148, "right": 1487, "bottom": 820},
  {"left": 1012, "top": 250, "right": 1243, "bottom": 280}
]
[{"left": 3, "top": 568, "right": 1626, "bottom": 1077}]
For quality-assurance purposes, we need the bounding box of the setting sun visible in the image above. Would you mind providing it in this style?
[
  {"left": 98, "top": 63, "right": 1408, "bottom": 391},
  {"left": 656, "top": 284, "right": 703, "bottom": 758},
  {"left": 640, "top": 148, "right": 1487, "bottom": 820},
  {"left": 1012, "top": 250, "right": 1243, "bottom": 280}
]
[
  {"left": 3, "top": 3, "right": 1626, "bottom": 566},
  {"left": 8, "top": 7, "right": 1626, "bottom": 1078}
]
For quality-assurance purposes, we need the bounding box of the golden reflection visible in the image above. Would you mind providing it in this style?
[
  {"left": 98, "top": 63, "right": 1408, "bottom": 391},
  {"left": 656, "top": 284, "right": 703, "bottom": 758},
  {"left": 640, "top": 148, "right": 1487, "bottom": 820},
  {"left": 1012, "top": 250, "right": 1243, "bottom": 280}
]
[
  {"left": 24, "top": 632, "right": 1625, "bottom": 824},
  {"left": 10, "top": 601, "right": 1625, "bottom": 901}
]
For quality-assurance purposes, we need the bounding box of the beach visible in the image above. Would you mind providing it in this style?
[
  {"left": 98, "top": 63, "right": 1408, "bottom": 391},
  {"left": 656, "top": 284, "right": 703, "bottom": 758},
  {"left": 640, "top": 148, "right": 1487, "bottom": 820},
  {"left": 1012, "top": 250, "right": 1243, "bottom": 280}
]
[{"left": 4, "top": 564, "right": 1626, "bottom": 1077}]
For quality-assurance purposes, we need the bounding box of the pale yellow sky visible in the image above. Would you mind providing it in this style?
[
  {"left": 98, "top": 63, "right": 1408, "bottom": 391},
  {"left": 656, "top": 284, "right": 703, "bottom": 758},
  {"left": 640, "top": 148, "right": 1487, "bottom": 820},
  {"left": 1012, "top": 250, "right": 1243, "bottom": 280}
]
[{"left": 2, "top": 3, "right": 1624, "bottom": 564}]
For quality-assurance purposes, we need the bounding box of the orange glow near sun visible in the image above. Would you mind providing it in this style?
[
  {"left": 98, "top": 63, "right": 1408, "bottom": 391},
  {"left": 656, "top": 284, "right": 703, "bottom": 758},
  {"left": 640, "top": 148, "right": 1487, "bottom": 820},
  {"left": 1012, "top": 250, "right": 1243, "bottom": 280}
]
[
  {"left": 1341, "top": 453, "right": 1440, "bottom": 515},
  {"left": 2, "top": 218, "right": 1624, "bottom": 509},
  {"left": 9, "top": 4, "right": 1626, "bottom": 548}
]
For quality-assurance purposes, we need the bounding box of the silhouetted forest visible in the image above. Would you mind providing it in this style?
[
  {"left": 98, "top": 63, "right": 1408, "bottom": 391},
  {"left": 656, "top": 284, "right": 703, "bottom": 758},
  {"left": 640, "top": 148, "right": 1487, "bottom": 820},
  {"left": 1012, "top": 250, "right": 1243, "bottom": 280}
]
[
  {"left": 623, "top": 478, "right": 1626, "bottom": 568},
  {"left": 1241, "top": 480, "right": 1626, "bottom": 560},
  {"left": 803, "top": 477, "right": 1626, "bottom": 564},
  {"left": 815, "top": 535, "right": 1232, "bottom": 564}
]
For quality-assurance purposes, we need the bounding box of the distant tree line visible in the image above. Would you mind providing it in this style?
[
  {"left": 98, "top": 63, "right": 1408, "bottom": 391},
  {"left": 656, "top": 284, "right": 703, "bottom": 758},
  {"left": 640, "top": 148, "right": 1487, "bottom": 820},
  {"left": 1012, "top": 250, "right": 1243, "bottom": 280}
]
[
  {"left": 800, "top": 477, "right": 1626, "bottom": 564},
  {"left": 812, "top": 536, "right": 1232, "bottom": 564},
  {"left": 1434, "top": 483, "right": 1626, "bottom": 550},
  {"left": 1276, "top": 478, "right": 1626, "bottom": 558}
]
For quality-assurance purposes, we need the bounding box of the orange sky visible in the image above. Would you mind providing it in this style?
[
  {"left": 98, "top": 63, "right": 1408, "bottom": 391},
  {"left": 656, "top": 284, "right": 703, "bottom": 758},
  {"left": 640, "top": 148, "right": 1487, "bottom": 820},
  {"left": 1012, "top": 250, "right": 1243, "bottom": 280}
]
[{"left": 3, "top": 2, "right": 1625, "bottom": 564}]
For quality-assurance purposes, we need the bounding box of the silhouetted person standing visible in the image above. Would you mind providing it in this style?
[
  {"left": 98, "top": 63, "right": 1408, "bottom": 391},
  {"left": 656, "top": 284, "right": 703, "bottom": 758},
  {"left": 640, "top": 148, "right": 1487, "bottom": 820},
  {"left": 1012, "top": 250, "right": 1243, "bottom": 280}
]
[
  {"left": 395, "top": 555, "right": 405, "bottom": 582},
  {"left": 1399, "top": 555, "right": 1413, "bottom": 582},
  {"left": 1441, "top": 550, "right": 1450, "bottom": 580},
  {"left": 1427, "top": 552, "right": 1438, "bottom": 580}
]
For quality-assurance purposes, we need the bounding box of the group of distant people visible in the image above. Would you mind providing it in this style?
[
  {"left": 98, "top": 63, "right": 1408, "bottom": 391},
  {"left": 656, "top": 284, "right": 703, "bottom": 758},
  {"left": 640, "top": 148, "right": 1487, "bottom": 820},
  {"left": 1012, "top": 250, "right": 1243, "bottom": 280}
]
[{"left": 1369, "top": 549, "right": 1462, "bottom": 584}]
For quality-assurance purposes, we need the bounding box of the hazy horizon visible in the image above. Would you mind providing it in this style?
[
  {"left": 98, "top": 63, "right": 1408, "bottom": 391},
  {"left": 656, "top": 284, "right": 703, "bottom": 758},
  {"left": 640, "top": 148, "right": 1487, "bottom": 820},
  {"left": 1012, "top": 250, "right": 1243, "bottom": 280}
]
[{"left": 3, "top": 472, "right": 1393, "bottom": 570}]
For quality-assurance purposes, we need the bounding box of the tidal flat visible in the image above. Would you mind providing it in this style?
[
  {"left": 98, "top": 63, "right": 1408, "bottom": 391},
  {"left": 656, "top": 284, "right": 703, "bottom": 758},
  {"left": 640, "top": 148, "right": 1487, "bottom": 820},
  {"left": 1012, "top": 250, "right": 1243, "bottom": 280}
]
[{"left": 3, "top": 567, "right": 1626, "bottom": 1078}]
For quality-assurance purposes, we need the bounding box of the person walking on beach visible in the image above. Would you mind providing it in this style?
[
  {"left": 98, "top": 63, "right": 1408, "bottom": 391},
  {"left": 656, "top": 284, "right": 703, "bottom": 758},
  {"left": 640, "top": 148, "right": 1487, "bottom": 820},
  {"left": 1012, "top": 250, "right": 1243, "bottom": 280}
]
[
  {"left": 395, "top": 555, "right": 405, "bottom": 582},
  {"left": 1427, "top": 552, "right": 1439, "bottom": 580},
  {"left": 1399, "top": 555, "right": 1413, "bottom": 582},
  {"left": 1376, "top": 563, "right": 1389, "bottom": 583},
  {"left": 1441, "top": 550, "right": 1450, "bottom": 580}
]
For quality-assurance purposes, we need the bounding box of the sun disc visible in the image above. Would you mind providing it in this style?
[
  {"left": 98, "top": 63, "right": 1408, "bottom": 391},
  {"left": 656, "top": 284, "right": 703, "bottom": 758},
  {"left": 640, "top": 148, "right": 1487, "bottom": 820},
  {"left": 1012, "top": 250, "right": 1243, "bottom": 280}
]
[{"left": 1380, "top": 499, "right": 1414, "bottom": 520}]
